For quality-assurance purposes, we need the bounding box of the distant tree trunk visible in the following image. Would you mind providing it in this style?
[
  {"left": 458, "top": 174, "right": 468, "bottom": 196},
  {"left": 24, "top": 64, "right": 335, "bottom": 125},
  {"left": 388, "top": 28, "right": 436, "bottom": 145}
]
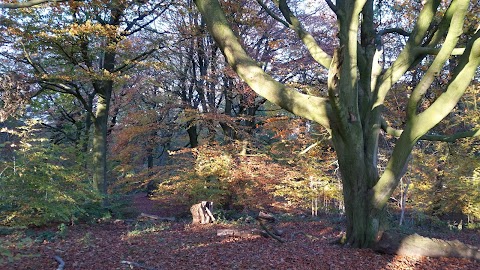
[
  {"left": 187, "top": 124, "right": 199, "bottom": 148},
  {"left": 399, "top": 177, "right": 410, "bottom": 226},
  {"left": 90, "top": 3, "right": 123, "bottom": 205},
  {"left": 220, "top": 86, "right": 237, "bottom": 141}
]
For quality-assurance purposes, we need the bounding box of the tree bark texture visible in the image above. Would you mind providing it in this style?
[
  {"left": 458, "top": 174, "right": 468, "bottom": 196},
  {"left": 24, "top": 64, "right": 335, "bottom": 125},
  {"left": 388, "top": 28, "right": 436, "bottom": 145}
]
[
  {"left": 190, "top": 201, "right": 215, "bottom": 224},
  {"left": 194, "top": 0, "right": 480, "bottom": 250}
]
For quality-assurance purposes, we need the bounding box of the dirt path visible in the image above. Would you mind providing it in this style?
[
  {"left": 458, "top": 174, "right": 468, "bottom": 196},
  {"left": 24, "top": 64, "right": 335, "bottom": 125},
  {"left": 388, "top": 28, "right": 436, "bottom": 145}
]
[{"left": 130, "top": 192, "right": 189, "bottom": 218}]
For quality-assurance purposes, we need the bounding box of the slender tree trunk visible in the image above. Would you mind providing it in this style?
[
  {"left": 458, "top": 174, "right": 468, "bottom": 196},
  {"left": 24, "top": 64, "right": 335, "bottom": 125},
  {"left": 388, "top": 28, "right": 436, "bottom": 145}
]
[
  {"left": 187, "top": 124, "right": 199, "bottom": 148},
  {"left": 220, "top": 86, "right": 237, "bottom": 141},
  {"left": 92, "top": 85, "right": 112, "bottom": 201}
]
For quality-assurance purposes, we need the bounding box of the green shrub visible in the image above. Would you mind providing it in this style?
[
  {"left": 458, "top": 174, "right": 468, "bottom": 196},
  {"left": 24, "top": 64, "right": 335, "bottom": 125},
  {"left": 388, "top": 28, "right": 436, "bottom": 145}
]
[{"left": 0, "top": 122, "right": 101, "bottom": 226}]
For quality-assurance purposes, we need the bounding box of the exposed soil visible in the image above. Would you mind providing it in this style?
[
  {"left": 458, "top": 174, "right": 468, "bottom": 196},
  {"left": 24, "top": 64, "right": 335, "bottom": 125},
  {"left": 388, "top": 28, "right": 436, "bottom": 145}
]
[{"left": 130, "top": 192, "right": 189, "bottom": 218}]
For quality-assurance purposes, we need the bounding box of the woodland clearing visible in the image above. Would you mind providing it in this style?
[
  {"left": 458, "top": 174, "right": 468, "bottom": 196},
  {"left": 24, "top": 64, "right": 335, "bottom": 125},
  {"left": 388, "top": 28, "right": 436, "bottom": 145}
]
[{"left": 1, "top": 193, "right": 479, "bottom": 270}]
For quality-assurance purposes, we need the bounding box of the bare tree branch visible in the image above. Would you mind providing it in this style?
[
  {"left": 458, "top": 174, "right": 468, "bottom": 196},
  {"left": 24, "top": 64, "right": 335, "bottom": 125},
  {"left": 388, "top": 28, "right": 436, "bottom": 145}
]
[
  {"left": 414, "top": 47, "right": 465, "bottom": 56},
  {"left": 421, "top": 129, "right": 480, "bottom": 142},
  {"left": 0, "top": 0, "right": 69, "bottom": 9},
  {"left": 381, "top": 118, "right": 480, "bottom": 142},
  {"left": 324, "top": 0, "right": 338, "bottom": 13},
  {"left": 268, "top": 0, "right": 332, "bottom": 68},
  {"left": 255, "top": 0, "right": 289, "bottom": 28},
  {"left": 377, "top": 28, "right": 410, "bottom": 37},
  {"left": 113, "top": 46, "right": 160, "bottom": 73}
]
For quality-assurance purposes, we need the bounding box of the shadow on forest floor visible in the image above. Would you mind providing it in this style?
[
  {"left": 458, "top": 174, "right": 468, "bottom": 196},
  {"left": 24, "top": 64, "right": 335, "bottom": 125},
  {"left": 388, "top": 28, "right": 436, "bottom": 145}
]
[{"left": 1, "top": 193, "right": 479, "bottom": 269}]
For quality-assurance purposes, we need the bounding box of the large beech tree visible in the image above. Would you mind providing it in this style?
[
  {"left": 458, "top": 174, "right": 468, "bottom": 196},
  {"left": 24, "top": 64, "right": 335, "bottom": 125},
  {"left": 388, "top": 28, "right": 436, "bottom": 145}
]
[{"left": 194, "top": 0, "right": 480, "bottom": 248}]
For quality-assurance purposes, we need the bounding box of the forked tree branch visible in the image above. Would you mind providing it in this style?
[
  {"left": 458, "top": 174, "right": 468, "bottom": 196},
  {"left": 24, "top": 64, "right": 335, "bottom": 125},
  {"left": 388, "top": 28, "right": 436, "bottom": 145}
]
[
  {"left": 421, "top": 129, "right": 480, "bottom": 142},
  {"left": 381, "top": 118, "right": 480, "bottom": 142},
  {"left": 255, "top": 0, "right": 289, "bottom": 28},
  {"left": 194, "top": 0, "right": 332, "bottom": 130},
  {"left": 265, "top": 0, "right": 332, "bottom": 68}
]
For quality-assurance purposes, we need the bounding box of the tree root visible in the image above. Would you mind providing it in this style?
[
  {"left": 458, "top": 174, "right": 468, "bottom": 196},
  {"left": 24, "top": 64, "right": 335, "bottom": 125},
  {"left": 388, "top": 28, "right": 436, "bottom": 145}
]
[{"left": 374, "top": 231, "right": 480, "bottom": 261}]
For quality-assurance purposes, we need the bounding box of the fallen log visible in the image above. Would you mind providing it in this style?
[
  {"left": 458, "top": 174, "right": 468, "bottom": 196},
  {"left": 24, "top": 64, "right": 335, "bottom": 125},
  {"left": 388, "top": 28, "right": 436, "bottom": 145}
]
[
  {"left": 256, "top": 211, "right": 285, "bottom": 243},
  {"left": 217, "top": 228, "right": 262, "bottom": 237},
  {"left": 139, "top": 213, "right": 176, "bottom": 222},
  {"left": 374, "top": 231, "right": 480, "bottom": 261}
]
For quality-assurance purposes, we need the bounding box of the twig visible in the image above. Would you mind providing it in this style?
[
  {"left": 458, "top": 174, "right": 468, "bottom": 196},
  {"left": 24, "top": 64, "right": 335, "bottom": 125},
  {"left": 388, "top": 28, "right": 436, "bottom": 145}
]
[{"left": 54, "top": 255, "right": 65, "bottom": 270}]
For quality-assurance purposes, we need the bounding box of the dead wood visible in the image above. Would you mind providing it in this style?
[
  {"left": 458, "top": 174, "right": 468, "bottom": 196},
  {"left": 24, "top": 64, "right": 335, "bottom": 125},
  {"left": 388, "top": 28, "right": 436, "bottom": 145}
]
[
  {"left": 216, "top": 228, "right": 262, "bottom": 237},
  {"left": 257, "top": 211, "right": 276, "bottom": 223},
  {"left": 258, "top": 222, "right": 286, "bottom": 243},
  {"left": 374, "top": 231, "right": 480, "bottom": 261},
  {"left": 139, "top": 213, "right": 176, "bottom": 222},
  {"left": 120, "top": 260, "right": 158, "bottom": 270},
  {"left": 54, "top": 255, "right": 65, "bottom": 270},
  {"left": 256, "top": 211, "right": 285, "bottom": 243},
  {"left": 190, "top": 201, "right": 215, "bottom": 224}
]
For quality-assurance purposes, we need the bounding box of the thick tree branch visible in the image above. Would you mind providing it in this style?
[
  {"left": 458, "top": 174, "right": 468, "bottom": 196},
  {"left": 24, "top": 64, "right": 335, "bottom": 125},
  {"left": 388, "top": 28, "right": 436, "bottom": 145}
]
[
  {"left": 407, "top": 0, "right": 468, "bottom": 119},
  {"left": 421, "top": 129, "right": 480, "bottom": 142},
  {"left": 372, "top": 0, "right": 477, "bottom": 212},
  {"left": 417, "top": 30, "right": 480, "bottom": 129},
  {"left": 373, "top": 0, "right": 441, "bottom": 109},
  {"left": 0, "top": 0, "right": 69, "bottom": 9},
  {"left": 414, "top": 47, "right": 465, "bottom": 56},
  {"left": 381, "top": 118, "right": 480, "bottom": 142},
  {"left": 194, "top": 0, "right": 332, "bottom": 130},
  {"left": 377, "top": 28, "right": 410, "bottom": 37},
  {"left": 324, "top": 0, "right": 338, "bottom": 13},
  {"left": 255, "top": 0, "right": 289, "bottom": 28},
  {"left": 270, "top": 0, "right": 332, "bottom": 68}
]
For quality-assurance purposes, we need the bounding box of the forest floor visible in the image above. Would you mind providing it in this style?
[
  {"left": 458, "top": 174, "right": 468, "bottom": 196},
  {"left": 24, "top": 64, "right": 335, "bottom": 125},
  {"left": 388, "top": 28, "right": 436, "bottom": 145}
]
[{"left": 1, "top": 193, "right": 480, "bottom": 270}]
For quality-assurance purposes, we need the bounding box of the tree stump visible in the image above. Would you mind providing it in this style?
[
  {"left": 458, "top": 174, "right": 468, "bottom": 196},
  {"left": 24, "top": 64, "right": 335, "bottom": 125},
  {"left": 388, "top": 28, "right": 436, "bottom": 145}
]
[
  {"left": 190, "top": 201, "right": 215, "bottom": 224},
  {"left": 146, "top": 180, "right": 156, "bottom": 197}
]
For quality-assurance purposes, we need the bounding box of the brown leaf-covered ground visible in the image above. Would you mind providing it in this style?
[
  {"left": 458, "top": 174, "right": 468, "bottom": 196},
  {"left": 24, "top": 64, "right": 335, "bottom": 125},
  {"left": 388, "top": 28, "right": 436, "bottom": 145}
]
[{"left": 1, "top": 194, "right": 479, "bottom": 270}]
